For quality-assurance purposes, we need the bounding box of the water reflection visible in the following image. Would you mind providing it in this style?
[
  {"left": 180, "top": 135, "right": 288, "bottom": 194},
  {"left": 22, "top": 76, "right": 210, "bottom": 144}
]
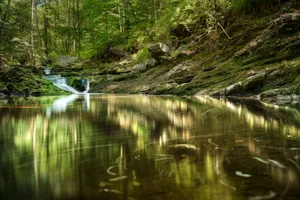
[
  {"left": 0, "top": 95, "right": 300, "bottom": 199},
  {"left": 46, "top": 94, "right": 90, "bottom": 118}
]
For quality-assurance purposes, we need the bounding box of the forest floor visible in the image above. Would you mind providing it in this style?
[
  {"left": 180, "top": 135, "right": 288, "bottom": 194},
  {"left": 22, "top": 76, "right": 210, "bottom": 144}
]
[{"left": 1, "top": 1, "right": 300, "bottom": 102}]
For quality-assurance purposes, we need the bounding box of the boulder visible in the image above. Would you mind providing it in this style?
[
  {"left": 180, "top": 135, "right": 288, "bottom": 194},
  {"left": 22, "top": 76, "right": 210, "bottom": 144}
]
[
  {"left": 267, "top": 70, "right": 282, "bottom": 81},
  {"left": 225, "top": 82, "right": 243, "bottom": 95},
  {"left": 277, "top": 95, "right": 291, "bottom": 101},
  {"left": 260, "top": 89, "right": 279, "bottom": 99},
  {"left": 56, "top": 56, "right": 78, "bottom": 66},
  {"left": 202, "top": 65, "right": 216, "bottom": 72},
  {"left": 145, "top": 58, "right": 157, "bottom": 68},
  {"left": 148, "top": 43, "right": 169, "bottom": 59},
  {"left": 242, "top": 72, "right": 266, "bottom": 90},
  {"left": 167, "top": 63, "right": 194, "bottom": 79},
  {"left": 108, "top": 47, "right": 127, "bottom": 58},
  {"left": 291, "top": 94, "right": 299, "bottom": 101},
  {"left": 153, "top": 83, "right": 178, "bottom": 94},
  {"left": 174, "top": 75, "right": 194, "bottom": 84},
  {"left": 133, "top": 58, "right": 157, "bottom": 73}
]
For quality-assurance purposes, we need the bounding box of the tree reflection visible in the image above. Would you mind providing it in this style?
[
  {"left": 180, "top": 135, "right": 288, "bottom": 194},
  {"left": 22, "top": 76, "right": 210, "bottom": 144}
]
[{"left": 0, "top": 95, "right": 300, "bottom": 199}]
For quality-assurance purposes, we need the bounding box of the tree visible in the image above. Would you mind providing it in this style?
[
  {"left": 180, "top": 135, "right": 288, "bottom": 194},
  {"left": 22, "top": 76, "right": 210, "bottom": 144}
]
[{"left": 30, "top": 0, "right": 35, "bottom": 63}]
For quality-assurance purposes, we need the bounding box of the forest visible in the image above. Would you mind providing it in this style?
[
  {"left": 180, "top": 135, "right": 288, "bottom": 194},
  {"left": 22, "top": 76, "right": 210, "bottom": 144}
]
[{"left": 0, "top": 0, "right": 300, "bottom": 97}]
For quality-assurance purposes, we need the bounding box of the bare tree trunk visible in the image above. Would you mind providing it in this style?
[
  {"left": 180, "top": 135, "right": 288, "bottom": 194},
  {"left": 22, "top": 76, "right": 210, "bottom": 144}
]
[
  {"left": 72, "top": 0, "right": 76, "bottom": 54},
  {"left": 30, "top": 0, "right": 35, "bottom": 64},
  {"left": 105, "top": 1, "right": 108, "bottom": 42},
  {"left": 44, "top": 0, "right": 49, "bottom": 57},
  {"left": 118, "top": 0, "right": 123, "bottom": 33},
  {"left": 121, "top": 0, "right": 130, "bottom": 32},
  {"left": 35, "top": 0, "right": 43, "bottom": 50},
  {"left": 67, "top": 0, "right": 71, "bottom": 53},
  {"left": 76, "top": 0, "right": 81, "bottom": 58}
]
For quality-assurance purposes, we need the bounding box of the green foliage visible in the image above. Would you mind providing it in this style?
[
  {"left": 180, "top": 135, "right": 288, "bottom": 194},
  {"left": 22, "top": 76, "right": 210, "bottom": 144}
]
[
  {"left": 230, "top": 0, "right": 282, "bottom": 13},
  {"left": 132, "top": 47, "right": 151, "bottom": 63},
  {"left": 0, "top": 0, "right": 288, "bottom": 63}
]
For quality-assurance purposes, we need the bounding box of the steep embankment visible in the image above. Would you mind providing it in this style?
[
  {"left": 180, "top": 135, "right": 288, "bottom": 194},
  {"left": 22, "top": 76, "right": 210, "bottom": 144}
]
[{"left": 87, "top": 1, "right": 300, "bottom": 100}]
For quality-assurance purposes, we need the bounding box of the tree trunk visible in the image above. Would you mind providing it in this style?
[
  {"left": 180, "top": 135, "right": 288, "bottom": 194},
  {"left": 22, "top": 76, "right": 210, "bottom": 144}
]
[
  {"left": 44, "top": 0, "right": 49, "bottom": 57},
  {"left": 35, "top": 0, "right": 43, "bottom": 50},
  {"left": 105, "top": 1, "right": 108, "bottom": 42},
  {"left": 121, "top": 0, "right": 130, "bottom": 32},
  {"left": 76, "top": 0, "right": 81, "bottom": 58},
  {"left": 30, "top": 0, "right": 35, "bottom": 64}
]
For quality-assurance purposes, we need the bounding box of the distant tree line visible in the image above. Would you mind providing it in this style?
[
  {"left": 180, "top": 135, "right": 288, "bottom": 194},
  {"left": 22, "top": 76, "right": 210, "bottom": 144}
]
[{"left": 0, "top": 0, "right": 285, "bottom": 64}]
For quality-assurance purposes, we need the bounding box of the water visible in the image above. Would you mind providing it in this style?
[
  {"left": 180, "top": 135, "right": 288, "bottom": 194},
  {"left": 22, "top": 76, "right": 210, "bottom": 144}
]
[
  {"left": 42, "top": 67, "right": 89, "bottom": 94},
  {"left": 43, "top": 68, "right": 52, "bottom": 75},
  {"left": 0, "top": 95, "right": 300, "bottom": 200},
  {"left": 43, "top": 75, "right": 89, "bottom": 94}
]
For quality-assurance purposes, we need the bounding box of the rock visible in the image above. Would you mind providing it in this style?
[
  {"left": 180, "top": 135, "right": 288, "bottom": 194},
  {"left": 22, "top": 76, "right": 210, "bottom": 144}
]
[
  {"left": 291, "top": 94, "right": 299, "bottom": 101},
  {"left": 140, "top": 85, "right": 151, "bottom": 93},
  {"left": 245, "top": 70, "right": 258, "bottom": 78},
  {"left": 109, "top": 66, "right": 131, "bottom": 74},
  {"left": 118, "top": 59, "right": 132, "bottom": 66},
  {"left": 56, "top": 56, "right": 78, "bottom": 66},
  {"left": 108, "top": 47, "right": 127, "bottom": 58},
  {"left": 202, "top": 65, "right": 216, "bottom": 72},
  {"left": 225, "top": 82, "right": 243, "bottom": 95},
  {"left": 260, "top": 89, "right": 279, "bottom": 99},
  {"left": 242, "top": 72, "right": 266, "bottom": 90},
  {"left": 167, "top": 63, "right": 193, "bottom": 79},
  {"left": 133, "top": 58, "right": 157, "bottom": 73},
  {"left": 277, "top": 95, "right": 291, "bottom": 101},
  {"left": 267, "top": 70, "right": 282, "bottom": 81},
  {"left": 174, "top": 75, "right": 194, "bottom": 84},
  {"left": 152, "top": 83, "right": 178, "bottom": 94},
  {"left": 132, "top": 63, "right": 145, "bottom": 71},
  {"left": 145, "top": 58, "right": 157, "bottom": 68},
  {"left": 171, "top": 24, "right": 191, "bottom": 37},
  {"left": 148, "top": 43, "right": 169, "bottom": 59},
  {"left": 209, "top": 90, "right": 222, "bottom": 97}
]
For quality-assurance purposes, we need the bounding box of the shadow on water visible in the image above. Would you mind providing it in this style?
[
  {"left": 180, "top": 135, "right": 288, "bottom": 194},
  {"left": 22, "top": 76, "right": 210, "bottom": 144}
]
[{"left": 0, "top": 95, "right": 300, "bottom": 200}]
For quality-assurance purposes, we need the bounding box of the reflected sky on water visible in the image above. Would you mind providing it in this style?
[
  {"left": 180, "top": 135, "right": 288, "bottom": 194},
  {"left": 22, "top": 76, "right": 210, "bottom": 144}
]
[{"left": 0, "top": 94, "right": 300, "bottom": 200}]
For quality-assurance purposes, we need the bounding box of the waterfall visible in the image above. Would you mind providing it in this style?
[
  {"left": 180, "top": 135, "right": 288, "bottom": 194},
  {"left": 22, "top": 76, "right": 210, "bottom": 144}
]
[
  {"left": 43, "top": 68, "right": 89, "bottom": 94},
  {"left": 44, "top": 67, "right": 52, "bottom": 75}
]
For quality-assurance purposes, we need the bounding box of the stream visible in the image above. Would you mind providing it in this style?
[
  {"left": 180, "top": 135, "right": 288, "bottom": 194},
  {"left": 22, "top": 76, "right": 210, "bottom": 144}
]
[{"left": 0, "top": 95, "right": 300, "bottom": 200}]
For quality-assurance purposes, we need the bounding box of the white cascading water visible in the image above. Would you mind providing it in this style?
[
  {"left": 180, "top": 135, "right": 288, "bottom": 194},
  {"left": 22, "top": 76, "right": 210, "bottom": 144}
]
[{"left": 43, "top": 67, "right": 89, "bottom": 94}]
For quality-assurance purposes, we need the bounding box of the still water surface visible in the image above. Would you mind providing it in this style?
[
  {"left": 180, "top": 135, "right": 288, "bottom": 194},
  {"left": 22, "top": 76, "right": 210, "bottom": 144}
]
[{"left": 0, "top": 94, "right": 300, "bottom": 200}]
